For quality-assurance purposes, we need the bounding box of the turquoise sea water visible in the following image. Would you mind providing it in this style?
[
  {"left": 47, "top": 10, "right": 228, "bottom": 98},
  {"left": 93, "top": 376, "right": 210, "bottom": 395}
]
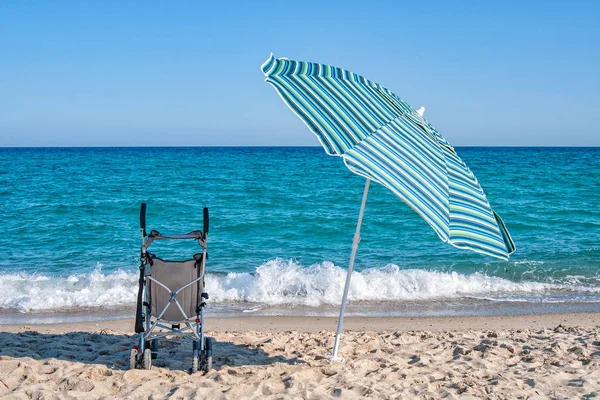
[{"left": 0, "top": 147, "right": 598, "bottom": 321}]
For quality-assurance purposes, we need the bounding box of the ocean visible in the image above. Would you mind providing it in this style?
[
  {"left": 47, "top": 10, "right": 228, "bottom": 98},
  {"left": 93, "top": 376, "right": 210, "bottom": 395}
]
[{"left": 0, "top": 147, "right": 598, "bottom": 323}]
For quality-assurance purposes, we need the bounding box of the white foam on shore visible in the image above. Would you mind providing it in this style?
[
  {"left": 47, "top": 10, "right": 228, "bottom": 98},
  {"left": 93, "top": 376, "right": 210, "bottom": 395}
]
[
  {"left": 205, "top": 259, "right": 593, "bottom": 306},
  {"left": 0, "top": 259, "right": 598, "bottom": 313},
  {"left": 0, "top": 264, "right": 137, "bottom": 313}
]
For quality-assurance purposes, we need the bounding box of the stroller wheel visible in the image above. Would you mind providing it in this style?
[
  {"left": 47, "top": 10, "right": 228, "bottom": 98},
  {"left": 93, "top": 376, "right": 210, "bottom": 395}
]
[
  {"left": 129, "top": 348, "right": 138, "bottom": 370},
  {"left": 192, "top": 354, "right": 199, "bottom": 373},
  {"left": 191, "top": 340, "right": 200, "bottom": 373},
  {"left": 150, "top": 339, "right": 159, "bottom": 360},
  {"left": 203, "top": 337, "right": 213, "bottom": 373},
  {"left": 142, "top": 348, "right": 152, "bottom": 370}
]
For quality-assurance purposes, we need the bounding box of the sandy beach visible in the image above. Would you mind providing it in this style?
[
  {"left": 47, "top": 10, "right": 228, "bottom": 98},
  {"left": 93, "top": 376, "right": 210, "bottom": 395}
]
[{"left": 0, "top": 313, "right": 599, "bottom": 399}]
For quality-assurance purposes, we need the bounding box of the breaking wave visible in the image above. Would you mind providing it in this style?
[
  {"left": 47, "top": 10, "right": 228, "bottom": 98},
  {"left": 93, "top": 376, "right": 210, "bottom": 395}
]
[{"left": 0, "top": 259, "right": 598, "bottom": 313}]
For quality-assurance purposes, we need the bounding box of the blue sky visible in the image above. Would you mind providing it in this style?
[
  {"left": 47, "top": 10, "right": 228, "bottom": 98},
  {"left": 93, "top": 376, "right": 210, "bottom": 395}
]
[{"left": 1, "top": 1, "right": 598, "bottom": 146}]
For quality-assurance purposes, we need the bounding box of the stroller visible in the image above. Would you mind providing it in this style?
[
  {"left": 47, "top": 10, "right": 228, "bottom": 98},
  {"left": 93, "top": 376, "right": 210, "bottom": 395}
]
[{"left": 130, "top": 203, "right": 213, "bottom": 373}]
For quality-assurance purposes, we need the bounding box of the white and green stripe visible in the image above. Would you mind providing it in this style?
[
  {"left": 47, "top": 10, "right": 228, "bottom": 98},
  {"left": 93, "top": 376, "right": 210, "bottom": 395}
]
[{"left": 262, "top": 54, "right": 516, "bottom": 260}]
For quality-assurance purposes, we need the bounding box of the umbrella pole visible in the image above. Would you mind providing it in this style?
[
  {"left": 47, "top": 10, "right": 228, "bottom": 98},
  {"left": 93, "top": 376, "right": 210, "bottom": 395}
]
[{"left": 331, "top": 178, "right": 371, "bottom": 360}]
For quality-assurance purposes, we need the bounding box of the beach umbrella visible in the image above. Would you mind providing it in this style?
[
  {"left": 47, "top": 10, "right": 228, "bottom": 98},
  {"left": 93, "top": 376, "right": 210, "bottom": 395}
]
[{"left": 261, "top": 54, "right": 516, "bottom": 359}]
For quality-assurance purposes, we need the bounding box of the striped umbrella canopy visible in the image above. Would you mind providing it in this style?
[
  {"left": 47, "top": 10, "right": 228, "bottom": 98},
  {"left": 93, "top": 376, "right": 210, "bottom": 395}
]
[{"left": 261, "top": 54, "right": 515, "bottom": 359}]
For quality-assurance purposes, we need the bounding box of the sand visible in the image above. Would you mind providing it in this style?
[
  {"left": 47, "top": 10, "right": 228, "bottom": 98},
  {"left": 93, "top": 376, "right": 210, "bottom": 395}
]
[{"left": 1, "top": 313, "right": 599, "bottom": 399}]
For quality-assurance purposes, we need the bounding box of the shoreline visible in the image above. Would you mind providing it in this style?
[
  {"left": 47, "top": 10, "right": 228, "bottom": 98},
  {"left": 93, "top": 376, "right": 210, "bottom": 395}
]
[
  {"left": 2, "top": 296, "right": 600, "bottom": 326},
  {"left": 1, "top": 311, "right": 599, "bottom": 334}
]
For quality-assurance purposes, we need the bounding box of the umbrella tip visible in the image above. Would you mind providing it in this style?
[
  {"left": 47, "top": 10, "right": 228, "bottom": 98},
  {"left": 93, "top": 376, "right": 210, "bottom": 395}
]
[
  {"left": 416, "top": 106, "right": 425, "bottom": 117},
  {"left": 261, "top": 53, "right": 277, "bottom": 75}
]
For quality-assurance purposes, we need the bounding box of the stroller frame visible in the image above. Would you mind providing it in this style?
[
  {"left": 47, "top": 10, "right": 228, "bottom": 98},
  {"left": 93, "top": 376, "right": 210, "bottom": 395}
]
[{"left": 130, "top": 203, "right": 213, "bottom": 373}]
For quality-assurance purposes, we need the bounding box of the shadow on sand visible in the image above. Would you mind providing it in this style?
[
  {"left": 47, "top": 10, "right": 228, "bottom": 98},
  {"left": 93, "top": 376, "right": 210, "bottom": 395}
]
[{"left": 0, "top": 331, "right": 298, "bottom": 372}]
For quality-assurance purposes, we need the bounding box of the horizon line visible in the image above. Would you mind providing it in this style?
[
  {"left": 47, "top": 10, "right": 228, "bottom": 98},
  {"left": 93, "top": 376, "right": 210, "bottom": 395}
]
[{"left": 0, "top": 145, "right": 599, "bottom": 149}]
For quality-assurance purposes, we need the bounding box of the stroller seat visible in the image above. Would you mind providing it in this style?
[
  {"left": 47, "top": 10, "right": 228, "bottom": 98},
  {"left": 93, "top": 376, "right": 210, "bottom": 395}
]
[
  {"left": 148, "top": 253, "right": 204, "bottom": 322},
  {"left": 129, "top": 204, "right": 213, "bottom": 373}
]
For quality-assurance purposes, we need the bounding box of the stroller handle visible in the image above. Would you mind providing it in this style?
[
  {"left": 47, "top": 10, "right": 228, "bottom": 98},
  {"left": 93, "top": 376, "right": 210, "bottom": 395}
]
[
  {"left": 203, "top": 207, "right": 209, "bottom": 236},
  {"left": 140, "top": 203, "right": 147, "bottom": 235}
]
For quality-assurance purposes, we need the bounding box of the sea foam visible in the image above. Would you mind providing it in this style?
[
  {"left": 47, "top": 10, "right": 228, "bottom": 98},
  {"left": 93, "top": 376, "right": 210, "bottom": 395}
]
[{"left": 0, "top": 259, "right": 596, "bottom": 313}]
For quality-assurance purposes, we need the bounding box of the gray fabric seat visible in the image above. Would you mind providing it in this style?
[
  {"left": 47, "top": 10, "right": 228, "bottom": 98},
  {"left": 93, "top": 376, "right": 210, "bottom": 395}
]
[{"left": 148, "top": 255, "right": 204, "bottom": 322}]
